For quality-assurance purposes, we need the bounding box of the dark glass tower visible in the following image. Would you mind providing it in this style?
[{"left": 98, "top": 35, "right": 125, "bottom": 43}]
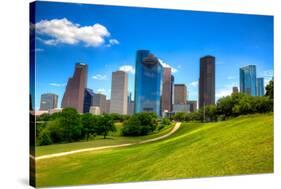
[
  {"left": 256, "top": 77, "right": 265, "bottom": 96},
  {"left": 83, "top": 88, "right": 95, "bottom": 113},
  {"left": 61, "top": 63, "right": 88, "bottom": 113},
  {"left": 199, "top": 55, "right": 215, "bottom": 108},
  {"left": 134, "top": 50, "right": 163, "bottom": 116},
  {"left": 162, "top": 67, "right": 173, "bottom": 113},
  {"left": 240, "top": 65, "right": 257, "bottom": 96}
]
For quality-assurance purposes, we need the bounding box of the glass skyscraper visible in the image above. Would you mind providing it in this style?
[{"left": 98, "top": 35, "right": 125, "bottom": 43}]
[
  {"left": 134, "top": 50, "right": 163, "bottom": 116},
  {"left": 83, "top": 88, "right": 95, "bottom": 113},
  {"left": 240, "top": 65, "right": 257, "bottom": 96},
  {"left": 256, "top": 77, "right": 265, "bottom": 96}
]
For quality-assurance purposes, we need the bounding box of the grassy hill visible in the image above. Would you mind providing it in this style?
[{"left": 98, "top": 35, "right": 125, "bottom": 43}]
[{"left": 36, "top": 113, "right": 273, "bottom": 187}]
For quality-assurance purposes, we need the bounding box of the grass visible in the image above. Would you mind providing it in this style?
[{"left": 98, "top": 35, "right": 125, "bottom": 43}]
[
  {"left": 36, "top": 113, "right": 273, "bottom": 187},
  {"left": 36, "top": 122, "right": 174, "bottom": 156}
]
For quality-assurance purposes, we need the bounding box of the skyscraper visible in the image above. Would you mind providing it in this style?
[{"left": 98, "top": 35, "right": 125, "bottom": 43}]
[
  {"left": 83, "top": 88, "right": 95, "bottom": 113},
  {"left": 61, "top": 63, "right": 88, "bottom": 113},
  {"left": 256, "top": 77, "right": 265, "bottom": 96},
  {"left": 40, "top": 93, "right": 58, "bottom": 111},
  {"left": 93, "top": 93, "right": 107, "bottom": 113},
  {"left": 187, "top": 100, "right": 197, "bottom": 112},
  {"left": 162, "top": 67, "right": 173, "bottom": 113},
  {"left": 134, "top": 50, "right": 163, "bottom": 116},
  {"left": 105, "top": 99, "right": 110, "bottom": 114},
  {"left": 199, "top": 55, "right": 215, "bottom": 108},
  {"left": 110, "top": 70, "right": 128, "bottom": 114},
  {"left": 232, "top": 86, "right": 239, "bottom": 95},
  {"left": 240, "top": 65, "right": 257, "bottom": 96},
  {"left": 174, "top": 84, "right": 187, "bottom": 105}
]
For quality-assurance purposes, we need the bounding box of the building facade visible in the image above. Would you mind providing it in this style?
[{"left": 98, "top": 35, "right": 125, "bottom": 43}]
[
  {"left": 105, "top": 100, "right": 110, "bottom": 114},
  {"left": 134, "top": 50, "right": 163, "bottom": 116},
  {"left": 110, "top": 71, "right": 128, "bottom": 114},
  {"left": 174, "top": 84, "right": 187, "bottom": 105},
  {"left": 83, "top": 88, "right": 95, "bottom": 113},
  {"left": 40, "top": 93, "right": 58, "bottom": 111},
  {"left": 199, "top": 55, "right": 215, "bottom": 108},
  {"left": 61, "top": 63, "right": 88, "bottom": 113},
  {"left": 232, "top": 86, "right": 239, "bottom": 95},
  {"left": 187, "top": 100, "right": 197, "bottom": 112},
  {"left": 240, "top": 65, "right": 257, "bottom": 96},
  {"left": 256, "top": 77, "right": 265, "bottom": 96},
  {"left": 93, "top": 93, "right": 107, "bottom": 114},
  {"left": 162, "top": 67, "right": 173, "bottom": 113},
  {"left": 89, "top": 106, "right": 101, "bottom": 115}
]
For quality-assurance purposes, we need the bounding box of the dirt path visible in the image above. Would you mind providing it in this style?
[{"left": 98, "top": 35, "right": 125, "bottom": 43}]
[{"left": 35, "top": 122, "right": 181, "bottom": 161}]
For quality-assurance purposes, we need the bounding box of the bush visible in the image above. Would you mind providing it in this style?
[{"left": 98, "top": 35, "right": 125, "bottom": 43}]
[
  {"left": 47, "top": 120, "right": 64, "bottom": 143},
  {"left": 38, "top": 129, "right": 52, "bottom": 145},
  {"left": 122, "top": 112, "right": 158, "bottom": 136}
]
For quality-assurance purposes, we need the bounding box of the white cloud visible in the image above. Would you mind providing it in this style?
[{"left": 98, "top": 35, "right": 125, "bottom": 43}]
[
  {"left": 35, "top": 18, "right": 112, "bottom": 47},
  {"left": 158, "top": 59, "right": 178, "bottom": 73},
  {"left": 34, "top": 48, "right": 44, "bottom": 52},
  {"left": 92, "top": 74, "right": 107, "bottom": 80},
  {"left": 216, "top": 88, "right": 232, "bottom": 98},
  {"left": 189, "top": 80, "right": 198, "bottom": 87},
  {"left": 106, "top": 39, "right": 120, "bottom": 47},
  {"left": 97, "top": 88, "right": 106, "bottom": 94},
  {"left": 119, "top": 65, "right": 135, "bottom": 74},
  {"left": 227, "top": 76, "right": 236, "bottom": 80},
  {"left": 49, "top": 83, "right": 66, "bottom": 87}
]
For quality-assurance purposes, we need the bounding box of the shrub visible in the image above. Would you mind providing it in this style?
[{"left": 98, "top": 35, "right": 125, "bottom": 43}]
[{"left": 38, "top": 129, "right": 52, "bottom": 146}]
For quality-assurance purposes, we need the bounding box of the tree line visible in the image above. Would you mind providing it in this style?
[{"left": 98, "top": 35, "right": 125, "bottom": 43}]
[{"left": 172, "top": 80, "right": 274, "bottom": 122}]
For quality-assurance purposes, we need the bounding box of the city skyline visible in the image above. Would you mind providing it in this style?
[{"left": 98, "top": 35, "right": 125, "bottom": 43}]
[{"left": 33, "top": 1, "right": 273, "bottom": 110}]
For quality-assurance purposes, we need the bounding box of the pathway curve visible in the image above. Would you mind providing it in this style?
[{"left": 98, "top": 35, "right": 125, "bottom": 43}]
[{"left": 35, "top": 122, "right": 181, "bottom": 161}]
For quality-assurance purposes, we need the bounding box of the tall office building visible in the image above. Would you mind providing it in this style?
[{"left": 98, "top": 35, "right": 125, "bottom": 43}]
[
  {"left": 105, "top": 100, "right": 110, "bottom": 113},
  {"left": 162, "top": 67, "right": 173, "bottom": 113},
  {"left": 240, "top": 65, "right": 257, "bottom": 96},
  {"left": 256, "top": 77, "right": 265, "bottom": 96},
  {"left": 83, "top": 88, "right": 95, "bottom": 113},
  {"left": 171, "top": 75, "right": 175, "bottom": 109},
  {"left": 93, "top": 93, "right": 107, "bottom": 114},
  {"left": 187, "top": 100, "right": 197, "bottom": 112},
  {"left": 110, "top": 70, "right": 128, "bottom": 114},
  {"left": 40, "top": 93, "right": 58, "bottom": 111},
  {"left": 174, "top": 84, "right": 187, "bottom": 105},
  {"left": 199, "top": 55, "right": 215, "bottom": 108},
  {"left": 61, "top": 63, "right": 88, "bottom": 113},
  {"left": 232, "top": 86, "right": 239, "bottom": 95},
  {"left": 127, "top": 92, "right": 134, "bottom": 115},
  {"left": 134, "top": 50, "right": 163, "bottom": 116}
]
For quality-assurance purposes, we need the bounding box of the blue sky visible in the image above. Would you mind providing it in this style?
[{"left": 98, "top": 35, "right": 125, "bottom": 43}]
[{"left": 33, "top": 1, "right": 273, "bottom": 110}]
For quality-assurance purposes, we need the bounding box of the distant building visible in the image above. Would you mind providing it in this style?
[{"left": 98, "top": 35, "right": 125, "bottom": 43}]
[
  {"left": 240, "top": 65, "right": 257, "bottom": 96},
  {"left": 174, "top": 84, "right": 187, "bottom": 105},
  {"left": 49, "top": 108, "right": 62, "bottom": 114},
  {"left": 134, "top": 50, "right": 163, "bottom": 116},
  {"left": 173, "top": 104, "right": 190, "bottom": 113},
  {"left": 199, "top": 55, "right": 215, "bottom": 108},
  {"left": 127, "top": 92, "right": 134, "bottom": 115},
  {"left": 232, "top": 86, "right": 239, "bottom": 95},
  {"left": 187, "top": 100, "right": 197, "bottom": 112},
  {"left": 83, "top": 88, "right": 95, "bottom": 113},
  {"left": 61, "top": 63, "right": 88, "bottom": 113},
  {"left": 110, "top": 70, "right": 128, "bottom": 114},
  {"left": 162, "top": 67, "right": 173, "bottom": 113},
  {"left": 105, "top": 100, "right": 110, "bottom": 113},
  {"left": 93, "top": 93, "right": 106, "bottom": 114},
  {"left": 256, "top": 77, "right": 265, "bottom": 96},
  {"left": 40, "top": 93, "right": 58, "bottom": 111},
  {"left": 89, "top": 106, "right": 100, "bottom": 115}
]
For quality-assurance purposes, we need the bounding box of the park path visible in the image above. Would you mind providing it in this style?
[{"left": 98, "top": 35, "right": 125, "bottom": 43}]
[{"left": 35, "top": 122, "right": 181, "bottom": 161}]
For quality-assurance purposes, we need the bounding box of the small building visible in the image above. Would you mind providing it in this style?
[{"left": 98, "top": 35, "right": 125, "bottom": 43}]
[{"left": 90, "top": 106, "right": 101, "bottom": 115}]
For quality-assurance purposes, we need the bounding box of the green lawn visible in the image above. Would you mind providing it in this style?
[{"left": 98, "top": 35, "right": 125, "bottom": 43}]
[
  {"left": 36, "top": 113, "right": 273, "bottom": 187},
  {"left": 36, "top": 122, "right": 174, "bottom": 156}
]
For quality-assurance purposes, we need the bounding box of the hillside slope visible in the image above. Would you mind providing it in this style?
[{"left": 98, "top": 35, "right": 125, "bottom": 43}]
[{"left": 36, "top": 113, "right": 273, "bottom": 187}]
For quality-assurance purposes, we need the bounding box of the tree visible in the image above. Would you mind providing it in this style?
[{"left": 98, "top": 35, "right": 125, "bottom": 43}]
[
  {"left": 265, "top": 80, "right": 274, "bottom": 99},
  {"left": 205, "top": 105, "right": 217, "bottom": 121},
  {"left": 47, "top": 120, "right": 64, "bottom": 143},
  {"left": 96, "top": 114, "right": 116, "bottom": 139},
  {"left": 173, "top": 112, "right": 185, "bottom": 121},
  {"left": 60, "top": 108, "right": 83, "bottom": 142},
  {"left": 38, "top": 129, "right": 52, "bottom": 145},
  {"left": 122, "top": 112, "right": 158, "bottom": 136},
  {"left": 81, "top": 113, "right": 98, "bottom": 141}
]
